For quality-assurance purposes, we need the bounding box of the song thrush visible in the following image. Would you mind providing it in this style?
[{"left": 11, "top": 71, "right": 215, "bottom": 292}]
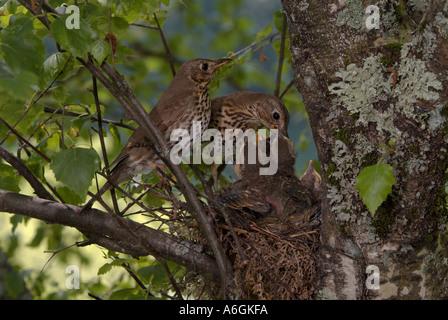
[
  {"left": 81, "top": 58, "right": 231, "bottom": 212},
  {"left": 209, "top": 91, "right": 290, "bottom": 138},
  {"left": 206, "top": 91, "right": 290, "bottom": 186},
  {"left": 217, "top": 135, "right": 321, "bottom": 226}
]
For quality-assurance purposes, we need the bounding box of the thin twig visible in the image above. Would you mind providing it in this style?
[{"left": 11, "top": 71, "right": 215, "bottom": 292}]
[
  {"left": 41, "top": 243, "right": 79, "bottom": 273},
  {"left": 0, "top": 56, "right": 72, "bottom": 145},
  {"left": 0, "top": 145, "right": 55, "bottom": 201},
  {"left": 247, "top": 239, "right": 296, "bottom": 299},
  {"left": 228, "top": 33, "right": 280, "bottom": 59},
  {"left": 43, "top": 106, "right": 137, "bottom": 130},
  {"left": 121, "top": 262, "right": 155, "bottom": 297},
  {"left": 45, "top": 181, "right": 66, "bottom": 203},
  {"left": 153, "top": 13, "right": 176, "bottom": 76},
  {"left": 18, "top": 107, "right": 61, "bottom": 156},
  {"left": 91, "top": 70, "right": 120, "bottom": 215},
  {"left": 156, "top": 258, "right": 184, "bottom": 300},
  {"left": 188, "top": 164, "right": 214, "bottom": 198},
  {"left": 130, "top": 22, "right": 158, "bottom": 30},
  {"left": 274, "top": 13, "right": 287, "bottom": 97},
  {"left": 106, "top": 8, "right": 116, "bottom": 71},
  {"left": 0, "top": 117, "right": 51, "bottom": 163},
  {"left": 279, "top": 80, "right": 294, "bottom": 99}
]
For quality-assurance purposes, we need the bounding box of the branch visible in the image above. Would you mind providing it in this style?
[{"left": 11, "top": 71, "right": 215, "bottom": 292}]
[
  {"left": 17, "top": 0, "right": 51, "bottom": 29},
  {"left": 0, "top": 146, "right": 55, "bottom": 201},
  {"left": 274, "top": 13, "right": 287, "bottom": 97},
  {"left": 0, "top": 117, "right": 51, "bottom": 163},
  {"left": 43, "top": 107, "right": 137, "bottom": 131},
  {"left": 0, "top": 189, "right": 220, "bottom": 280},
  {"left": 91, "top": 72, "right": 119, "bottom": 214},
  {"left": 17, "top": 1, "right": 234, "bottom": 297}
]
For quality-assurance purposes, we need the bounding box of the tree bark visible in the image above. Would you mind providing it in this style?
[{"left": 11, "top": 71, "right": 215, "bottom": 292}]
[
  {"left": 281, "top": 0, "right": 448, "bottom": 299},
  {"left": 0, "top": 189, "right": 220, "bottom": 281}
]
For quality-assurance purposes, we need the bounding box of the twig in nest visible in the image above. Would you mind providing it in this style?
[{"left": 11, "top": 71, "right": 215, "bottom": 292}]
[{"left": 246, "top": 238, "right": 296, "bottom": 299}]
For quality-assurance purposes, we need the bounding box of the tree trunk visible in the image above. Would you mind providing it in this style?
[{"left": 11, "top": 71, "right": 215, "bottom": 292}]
[{"left": 281, "top": 0, "right": 448, "bottom": 299}]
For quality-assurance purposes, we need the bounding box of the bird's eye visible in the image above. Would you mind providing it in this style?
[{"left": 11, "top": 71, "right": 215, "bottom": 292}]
[
  {"left": 201, "top": 63, "right": 209, "bottom": 71},
  {"left": 273, "top": 112, "right": 280, "bottom": 120}
]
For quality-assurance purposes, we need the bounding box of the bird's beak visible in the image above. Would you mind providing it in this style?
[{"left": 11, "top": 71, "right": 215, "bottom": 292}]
[
  {"left": 211, "top": 58, "right": 231, "bottom": 72},
  {"left": 262, "top": 122, "right": 289, "bottom": 139}
]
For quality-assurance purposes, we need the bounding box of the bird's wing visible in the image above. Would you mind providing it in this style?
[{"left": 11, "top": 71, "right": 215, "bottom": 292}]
[
  {"left": 282, "top": 176, "right": 313, "bottom": 208},
  {"left": 150, "top": 79, "right": 196, "bottom": 134},
  {"left": 219, "top": 189, "right": 271, "bottom": 214},
  {"left": 109, "top": 81, "right": 195, "bottom": 173},
  {"left": 107, "top": 128, "right": 156, "bottom": 184}
]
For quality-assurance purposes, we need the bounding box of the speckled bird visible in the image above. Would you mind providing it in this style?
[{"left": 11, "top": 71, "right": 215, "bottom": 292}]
[
  {"left": 81, "top": 58, "right": 231, "bottom": 212},
  {"left": 209, "top": 91, "right": 290, "bottom": 138}
]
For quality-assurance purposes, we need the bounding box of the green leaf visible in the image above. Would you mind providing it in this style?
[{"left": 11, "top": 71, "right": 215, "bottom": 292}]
[
  {"left": 50, "top": 147, "right": 100, "bottom": 196},
  {"left": 97, "top": 262, "right": 113, "bottom": 276},
  {"left": 9, "top": 215, "right": 23, "bottom": 234},
  {"left": 356, "top": 163, "right": 396, "bottom": 216},
  {"left": 273, "top": 9, "right": 285, "bottom": 33},
  {"left": 143, "top": 0, "right": 160, "bottom": 11},
  {"left": 90, "top": 39, "right": 111, "bottom": 63},
  {"left": 109, "top": 288, "right": 139, "bottom": 300},
  {"left": 0, "top": 163, "right": 20, "bottom": 193},
  {"left": 137, "top": 262, "right": 168, "bottom": 288},
  {"left": 49, "top": 85, "right": 69, "bottom": 104},
  {"left": 50, "top": 15, "right": 94, "bottom": 57},
  {"left": 27, "top": 224, "right": 46, "bottom": 248},
  {"left": 41, "top": 52, "right": 70, "bottom": 85},
  {"left": 97, "top": 258, "right": 126, "bottom": 275},
  {"left": 90, "top": 16, "right": 129, "bottom": 37},
  {"left": 108, "top": 123, "right": 121, "bottom": 144},
  {"left": 5, "top": 269, "right": 24, "bottom": 299},
  {"left": 0, "top": 16, "right": 46, "bottom": 75},
  {"left": 256, "top": 22, "right": 273, "bottom": 40},
  {"left": 57, "top": 186, "right": 84, "bottom": 205}
]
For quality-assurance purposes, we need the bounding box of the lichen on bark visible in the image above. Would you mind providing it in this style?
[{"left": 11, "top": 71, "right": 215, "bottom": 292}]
[{"left": 282, "top": 0, "right": 448, "bottom": 299}]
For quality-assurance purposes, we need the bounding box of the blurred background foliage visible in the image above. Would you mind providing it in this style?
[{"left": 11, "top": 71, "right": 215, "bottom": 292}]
[{"left": 0, "top": 0, "right": 317, "bottom": 299}]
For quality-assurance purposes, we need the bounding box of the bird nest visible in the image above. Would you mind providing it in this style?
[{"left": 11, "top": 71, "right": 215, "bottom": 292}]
[{"left": 214, "top": 210, "right": 320, "bottom": 300}]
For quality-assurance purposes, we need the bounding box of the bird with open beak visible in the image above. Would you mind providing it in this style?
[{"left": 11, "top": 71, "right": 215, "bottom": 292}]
[{"left": 209, "top": 91, "right": 290, "bottom": 139}]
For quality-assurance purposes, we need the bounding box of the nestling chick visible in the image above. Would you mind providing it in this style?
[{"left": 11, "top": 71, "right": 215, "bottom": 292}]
[{"left": 218, "top": 135, "right": 321, "bottom": 226}]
